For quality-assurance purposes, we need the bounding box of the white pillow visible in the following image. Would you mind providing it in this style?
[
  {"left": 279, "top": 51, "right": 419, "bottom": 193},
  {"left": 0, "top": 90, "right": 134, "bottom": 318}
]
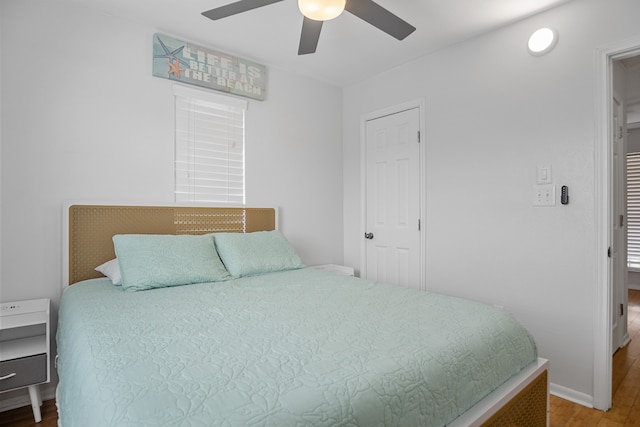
[{"left": 95, "top": 258, "right": 122, "bottom": 285}]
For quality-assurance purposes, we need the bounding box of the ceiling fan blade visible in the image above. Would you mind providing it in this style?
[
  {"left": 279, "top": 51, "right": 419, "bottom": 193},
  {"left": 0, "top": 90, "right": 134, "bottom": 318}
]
[
  {"left": 344, "top": 0, "right": 415, "bottom": 40},
  {"left": 298, "top": 17, "right": 323, "bottom": 55},
  {"left": 202, "top": 0, "right": 284, "bottom": 20}
]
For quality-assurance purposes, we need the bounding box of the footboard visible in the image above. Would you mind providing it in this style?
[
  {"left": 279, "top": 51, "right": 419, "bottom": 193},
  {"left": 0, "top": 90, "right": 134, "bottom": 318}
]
[
  {"left": 483, "top": 368, "right": 548, "bottom": 426},
  {"left": 451, "top": 358, "right": 549, "bottom": 427}
]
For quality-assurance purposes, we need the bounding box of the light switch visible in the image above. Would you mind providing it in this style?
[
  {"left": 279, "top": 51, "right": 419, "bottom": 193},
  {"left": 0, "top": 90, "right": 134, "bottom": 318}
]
[
  {"left": 537, "top": 164, "right": 552, "bottom": 184},
  {"left": 533, "top": 184, "right": 556, "bottom": 206}
]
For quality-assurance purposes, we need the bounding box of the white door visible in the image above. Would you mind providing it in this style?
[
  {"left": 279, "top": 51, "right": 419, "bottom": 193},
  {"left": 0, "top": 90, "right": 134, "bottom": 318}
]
[
  {"left": 612, "top": 95, "right": 628, "bottom": 354},
  {"left": 364, "top": 107, "right": 421, "bottom": 289}
]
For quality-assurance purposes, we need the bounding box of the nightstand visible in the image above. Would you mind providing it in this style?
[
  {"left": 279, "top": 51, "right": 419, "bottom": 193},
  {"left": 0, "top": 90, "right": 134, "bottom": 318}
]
[
  {"left": 0, "top": 299, "right": 50, "bottom": 423},
  {"left": 309, "top": 264, "right": 355, "bottom": 276}
]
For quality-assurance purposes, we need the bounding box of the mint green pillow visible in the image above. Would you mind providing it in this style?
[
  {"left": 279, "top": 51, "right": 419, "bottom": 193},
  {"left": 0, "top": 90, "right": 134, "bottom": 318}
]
[
  {"left": 213, "top": 231, "right": 305, "bottom": 278},
  {"left": 113, "top": 234, "right": 231, "bottom": 291}
]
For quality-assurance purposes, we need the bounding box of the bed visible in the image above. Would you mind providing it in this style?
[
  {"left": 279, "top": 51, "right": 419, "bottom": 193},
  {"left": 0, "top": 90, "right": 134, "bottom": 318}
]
[{"left": 56, "top": 204, "right": 549, "bottom": 426}]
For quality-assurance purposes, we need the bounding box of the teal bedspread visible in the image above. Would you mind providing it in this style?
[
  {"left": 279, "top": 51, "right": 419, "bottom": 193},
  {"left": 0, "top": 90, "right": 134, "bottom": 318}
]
[{"left": 56, "top": 269, "right": 537, "bottom": 426}]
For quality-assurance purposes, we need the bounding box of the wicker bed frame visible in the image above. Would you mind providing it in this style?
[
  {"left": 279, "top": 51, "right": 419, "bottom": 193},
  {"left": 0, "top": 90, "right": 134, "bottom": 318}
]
[
  {"left": 63, "top": 204, "right": 276, "bottom": 286},
  {"left": 61, "top": 203, "right": 549, "bottom": 426}
]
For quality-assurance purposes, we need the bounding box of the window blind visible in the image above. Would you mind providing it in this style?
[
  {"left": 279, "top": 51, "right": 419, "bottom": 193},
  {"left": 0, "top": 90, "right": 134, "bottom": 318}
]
[
  {"left": 173, "top": 85, "right": 247, "bottom": 204},
  {"left": 628, "top": 152, "right": 640, "bottom": 268}
]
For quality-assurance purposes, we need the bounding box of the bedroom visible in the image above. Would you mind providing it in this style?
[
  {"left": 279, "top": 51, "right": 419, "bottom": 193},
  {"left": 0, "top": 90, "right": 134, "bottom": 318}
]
[{"left": 1, "top": 0, "right": 640, "bottom": 423}]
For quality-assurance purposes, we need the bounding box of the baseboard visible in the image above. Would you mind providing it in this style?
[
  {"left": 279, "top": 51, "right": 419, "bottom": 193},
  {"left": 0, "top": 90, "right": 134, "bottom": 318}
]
[
  {"left": 621, "top": 333, "right": 631, "bottom": 348},
  {"left": 550, "top": 382, "right": 594, "bottom": 408},
  {"left": 629, "top": 283, "right": 640, "bottom": 291},
  {"left": 0, "top": 383, "right": 56, "bottom": 413}
]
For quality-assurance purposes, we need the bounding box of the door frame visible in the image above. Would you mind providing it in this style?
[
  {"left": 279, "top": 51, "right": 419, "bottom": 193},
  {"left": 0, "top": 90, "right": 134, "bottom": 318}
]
[
  {"left": 611, "top": 91, "right": 630, "bottom": 355},
  {"left": 595, "top": 36, "right": 640, "bottom": 411},
  {"left": 359, "top": 99, "right": 426, "bottom": 290}
]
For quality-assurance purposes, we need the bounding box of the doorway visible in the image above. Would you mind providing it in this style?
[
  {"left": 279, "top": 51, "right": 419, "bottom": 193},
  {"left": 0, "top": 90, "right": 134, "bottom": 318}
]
[
  {"left": 611, "top": 91, "right": 628, "bottom": 356},
  {"left": 595, "top": 39, "right": 640, "bottom": 411}
]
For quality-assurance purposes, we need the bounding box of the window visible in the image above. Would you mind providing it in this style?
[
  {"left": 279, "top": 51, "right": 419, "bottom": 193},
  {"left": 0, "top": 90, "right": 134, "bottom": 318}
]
[
  {"left": 173, "top": 85, "right": 247, "bottom": 204},
  {"left": 628, "top": 152, "right": 640, "bottom": 268}
]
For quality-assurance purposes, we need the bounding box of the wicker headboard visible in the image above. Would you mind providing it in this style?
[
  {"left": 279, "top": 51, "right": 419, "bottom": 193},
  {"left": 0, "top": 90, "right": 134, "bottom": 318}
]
[{"left": 64, "top": 204, "right": 276, "bottom": 286}]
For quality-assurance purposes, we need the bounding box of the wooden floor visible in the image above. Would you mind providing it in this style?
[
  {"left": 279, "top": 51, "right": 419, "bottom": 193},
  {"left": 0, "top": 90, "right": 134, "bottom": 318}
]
[
  {"left": 0, "top": 399, "right": 57, "bottom": 427},
  {"left": 550, "top": 289, "right": 640, "bottom": 426},
  {"left": 1, "top": 290, "right": 640, "bottom": 426}
]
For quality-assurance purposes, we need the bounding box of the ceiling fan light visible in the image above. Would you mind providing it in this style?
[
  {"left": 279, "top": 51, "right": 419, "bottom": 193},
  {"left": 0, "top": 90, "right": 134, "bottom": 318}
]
[{"left": 298, "top": 0, "right": 346, "bottom": 21}]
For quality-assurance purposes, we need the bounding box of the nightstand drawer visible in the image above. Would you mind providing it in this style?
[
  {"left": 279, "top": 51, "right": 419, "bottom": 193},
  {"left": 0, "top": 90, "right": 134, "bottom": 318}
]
[{"left": 0, "top": 354, "right": 47, "bottom": 392}]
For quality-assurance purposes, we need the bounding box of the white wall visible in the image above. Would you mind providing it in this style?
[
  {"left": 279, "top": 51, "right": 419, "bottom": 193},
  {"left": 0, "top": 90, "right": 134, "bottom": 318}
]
[
  {"left": 629, "top": 130, "right": 640, "bottom": 153},
  {"left": 627, "top": 60, "right": 640, "bottom": 129},
  {"left": 343, "top": 0, "right": 640, "bottom": 405},
  {"left": 0, "top": 0, "right": 343, "bottom": 404}
]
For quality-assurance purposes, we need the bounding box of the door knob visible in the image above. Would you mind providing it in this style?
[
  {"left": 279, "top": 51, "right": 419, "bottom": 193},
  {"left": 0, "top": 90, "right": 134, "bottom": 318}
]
[{"left": 364, "top": 232, "right": 374, "bottom": 239}]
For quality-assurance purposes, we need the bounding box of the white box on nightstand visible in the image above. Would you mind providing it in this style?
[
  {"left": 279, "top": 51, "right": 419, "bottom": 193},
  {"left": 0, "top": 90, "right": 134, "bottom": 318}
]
[
  {"left": 309, "top": 264, "right": 355, "bottom": 277},
  {"left": 0, "top": 298, "right": 50, "bottom": 423}
]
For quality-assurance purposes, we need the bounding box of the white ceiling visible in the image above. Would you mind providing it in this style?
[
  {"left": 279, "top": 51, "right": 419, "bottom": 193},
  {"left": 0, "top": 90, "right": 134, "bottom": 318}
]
[{"left": 68, "top": 0, "right": 572, "bottom": 87}]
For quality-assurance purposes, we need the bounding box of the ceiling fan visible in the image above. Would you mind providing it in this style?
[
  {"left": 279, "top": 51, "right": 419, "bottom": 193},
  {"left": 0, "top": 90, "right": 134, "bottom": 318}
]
[{"left": 202, "top": 0, "right": 416, "bottom": 55}]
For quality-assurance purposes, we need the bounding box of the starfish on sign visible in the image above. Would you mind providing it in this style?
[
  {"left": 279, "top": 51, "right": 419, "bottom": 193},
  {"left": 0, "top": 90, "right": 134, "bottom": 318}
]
[
  {"left": 167, "top": 59, "right": 185, "bottom": 78},
  {"left": 154, "top": 35, "right": 189, "bottom": 67}
]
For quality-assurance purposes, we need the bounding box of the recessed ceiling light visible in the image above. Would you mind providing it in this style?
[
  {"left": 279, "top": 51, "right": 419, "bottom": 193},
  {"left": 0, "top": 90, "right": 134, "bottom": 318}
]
[{"left": 528, "top": 28, "right": 558, "bottom": 56}]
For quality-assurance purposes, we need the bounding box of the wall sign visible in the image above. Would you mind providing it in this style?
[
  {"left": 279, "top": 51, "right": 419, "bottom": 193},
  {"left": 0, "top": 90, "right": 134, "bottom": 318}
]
[{"left": 152, "top": 33, "right": 266, "bottom": 101}]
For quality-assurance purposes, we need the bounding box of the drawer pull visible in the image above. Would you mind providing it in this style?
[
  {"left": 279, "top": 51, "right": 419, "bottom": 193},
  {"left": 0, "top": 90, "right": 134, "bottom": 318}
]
[{"left": 0, "top": 373, "right": 17, "bottom": 381}]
